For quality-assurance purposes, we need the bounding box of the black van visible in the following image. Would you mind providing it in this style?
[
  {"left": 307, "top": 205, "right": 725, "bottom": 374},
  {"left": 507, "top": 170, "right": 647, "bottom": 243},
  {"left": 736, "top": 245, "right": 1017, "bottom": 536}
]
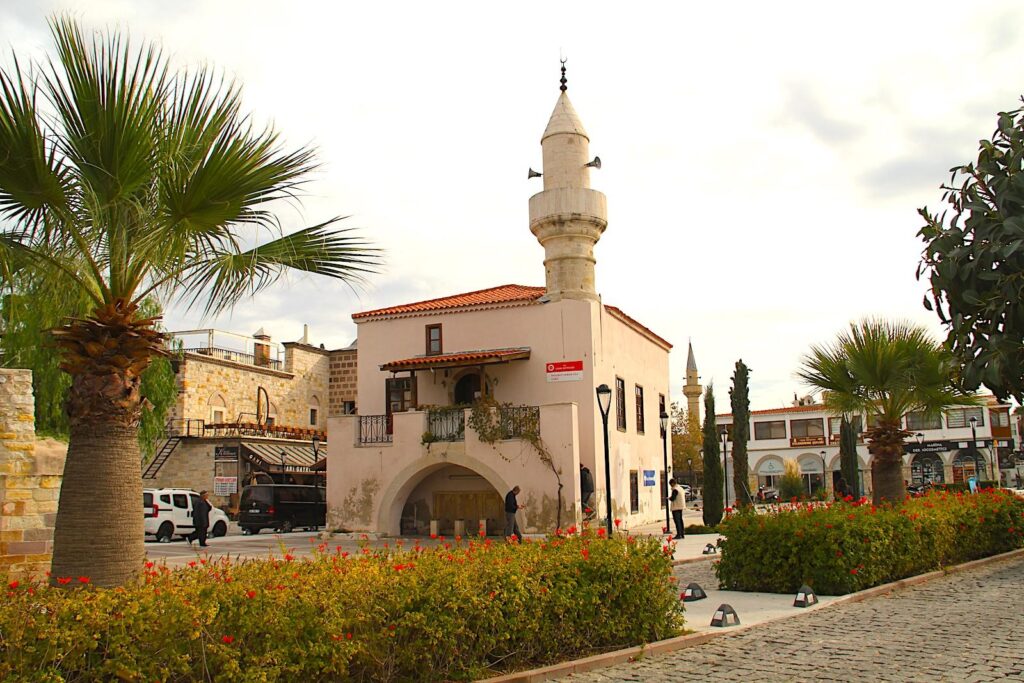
[{"left": 238, "top": 485, "right": 326, "bottom": 534}]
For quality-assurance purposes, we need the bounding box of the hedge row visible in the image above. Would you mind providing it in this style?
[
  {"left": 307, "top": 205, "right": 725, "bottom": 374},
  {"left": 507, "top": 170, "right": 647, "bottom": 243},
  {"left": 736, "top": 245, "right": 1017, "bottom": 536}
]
[
  {"left": 715, "top": 489, "right": 1024, "bottom": 595},
  {"left": 0, "top": 531, "right": 683, "bottom": 682}
]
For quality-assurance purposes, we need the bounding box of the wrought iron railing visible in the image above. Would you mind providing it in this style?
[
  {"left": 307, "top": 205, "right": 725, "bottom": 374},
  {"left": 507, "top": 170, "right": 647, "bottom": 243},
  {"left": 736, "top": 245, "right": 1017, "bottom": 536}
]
[
  {"left": 183, "top": 346, "right": 283, "bottom": 371},
  {"left": 427, "top": 407, "right": 466, "bottom": 442},
  {"left": 498, "top": 405, "right": 540, "bottom": 439},
  {"left": 359, "top": 415, "right": 392, "bottom": 444}
]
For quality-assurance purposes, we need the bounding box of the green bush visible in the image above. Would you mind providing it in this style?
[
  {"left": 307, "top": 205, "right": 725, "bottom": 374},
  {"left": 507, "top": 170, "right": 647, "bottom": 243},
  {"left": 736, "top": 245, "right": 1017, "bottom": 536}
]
[
  {"left": 715, "top": 489, "right": 1024, "bottom": 595},
  {"left": 684, "top": 524, "right": 719, "bottom": 535},
  {"left": 0, "top": 531, "right": 683, "bottom": 682}
]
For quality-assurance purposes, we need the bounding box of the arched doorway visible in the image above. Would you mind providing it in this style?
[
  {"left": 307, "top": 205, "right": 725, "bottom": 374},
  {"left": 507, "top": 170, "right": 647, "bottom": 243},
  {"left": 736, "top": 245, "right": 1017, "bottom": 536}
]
[
  {"left": 399, "top": 464, "right": 504, "bottom": 536},
  {"left": 754, "top": 455, "right": 785, "bottom": 490},
  {"left": 952, "top": 450, "right": 988, "bottom": 483},
  {"left": 454, "top": 373, "right": 481, "bottom": 405},
  {"left": 911, "top": 453, "right": 945, "bottom": 485},
  {"left": 798, "top": 455, "right": 825, "bottom": 496}
]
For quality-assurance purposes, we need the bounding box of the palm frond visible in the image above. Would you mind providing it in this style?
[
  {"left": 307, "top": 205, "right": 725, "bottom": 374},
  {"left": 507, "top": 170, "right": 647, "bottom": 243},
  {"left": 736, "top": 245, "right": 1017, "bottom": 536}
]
[{"left": 147, "top": 218, "right": 380, "bottom": 316}]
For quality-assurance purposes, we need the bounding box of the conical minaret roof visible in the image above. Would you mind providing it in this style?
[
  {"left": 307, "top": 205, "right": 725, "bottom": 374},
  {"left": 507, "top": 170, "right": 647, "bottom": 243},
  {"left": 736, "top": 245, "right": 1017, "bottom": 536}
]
[
  {"left": 687, "top": 341, "right": 698, "bottom": 373},
  {"left": 541, "top": 91, "right": 588, "bottom": 142}
]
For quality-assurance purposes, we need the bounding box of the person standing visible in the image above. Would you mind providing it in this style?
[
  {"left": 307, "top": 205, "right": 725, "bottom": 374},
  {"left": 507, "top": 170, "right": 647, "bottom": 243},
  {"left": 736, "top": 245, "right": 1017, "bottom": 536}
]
[
  {"left": 188, "top": 491, "right": 213, "bottom": 548},
  {"left": 668, "top": 479, "right": 686, "bottom": 539},
  {"left": 504, "top": 485, "right": 524, "bottom": 541},
  {"left": 579, "top": 464, "right": 595, "bottom": 518}
]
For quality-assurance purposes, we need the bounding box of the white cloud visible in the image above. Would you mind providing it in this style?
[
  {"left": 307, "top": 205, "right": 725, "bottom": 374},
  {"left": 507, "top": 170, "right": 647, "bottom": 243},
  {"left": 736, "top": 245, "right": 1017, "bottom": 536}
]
[{"left": 3, "top": 0, "right": 1022, "bottom": 409}]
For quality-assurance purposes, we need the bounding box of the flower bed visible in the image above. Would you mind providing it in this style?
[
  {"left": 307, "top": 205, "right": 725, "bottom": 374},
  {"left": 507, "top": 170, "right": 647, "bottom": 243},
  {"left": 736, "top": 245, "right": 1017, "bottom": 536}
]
[
  {"left": 0, "top": 531, "right": 683, "bottom": 682},
  {"left": 715, "top": 489, "right": 1024, "bottom": 595}
]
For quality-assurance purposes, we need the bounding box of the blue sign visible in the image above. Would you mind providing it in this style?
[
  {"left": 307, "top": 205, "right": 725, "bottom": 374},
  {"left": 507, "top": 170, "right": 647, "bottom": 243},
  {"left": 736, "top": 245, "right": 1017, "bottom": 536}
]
[{"left": 643, "top": 470, "right": 656, "bottom": 487}]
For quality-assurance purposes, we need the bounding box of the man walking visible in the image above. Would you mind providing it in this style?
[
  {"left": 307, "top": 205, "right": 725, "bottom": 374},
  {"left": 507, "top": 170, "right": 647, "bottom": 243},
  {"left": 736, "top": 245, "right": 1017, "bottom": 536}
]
[
  {"left": 188, "top": 490, "right": 213, "bottom": 548},
  {"left": 669, "top": 479, "right": 686, "bottom": 539},
  {"left": 504, "top": 485, "right": 524, "bottom": 541},
  {"left": 579, "top": 464, "right": 595, "bottom": 519}
]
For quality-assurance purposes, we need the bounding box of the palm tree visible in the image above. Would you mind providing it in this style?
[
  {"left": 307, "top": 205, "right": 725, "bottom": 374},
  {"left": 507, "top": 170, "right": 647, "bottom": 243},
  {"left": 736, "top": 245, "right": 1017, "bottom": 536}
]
[
  {"left": 0, "top": 18, "right": 378, "bottom": 586},
  {"left": 797, "top": 319, "right": 977, "bottom": 504}
]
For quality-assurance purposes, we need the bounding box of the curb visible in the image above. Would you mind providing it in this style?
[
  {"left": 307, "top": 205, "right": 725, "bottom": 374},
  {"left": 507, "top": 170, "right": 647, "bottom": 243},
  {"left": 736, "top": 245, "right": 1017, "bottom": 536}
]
[{"left": 480, "top": 546, "right": 1024, "bottom": 682}]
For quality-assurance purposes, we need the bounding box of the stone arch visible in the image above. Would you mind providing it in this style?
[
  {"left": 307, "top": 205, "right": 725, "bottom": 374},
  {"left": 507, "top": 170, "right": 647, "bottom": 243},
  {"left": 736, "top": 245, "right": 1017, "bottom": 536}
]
[
  {"left": 376, "top": 452, "right": 513, "bottom": 536},
  {"left": 208, "top": 393, "right": 228, "bottom": 423},
  {"left": 752, "top": 454, "right": 786, "bottom": 476}
]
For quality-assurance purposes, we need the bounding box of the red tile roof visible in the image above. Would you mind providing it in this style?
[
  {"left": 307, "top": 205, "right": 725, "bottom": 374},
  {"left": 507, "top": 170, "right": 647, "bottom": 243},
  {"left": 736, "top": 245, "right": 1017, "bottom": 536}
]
[
  {"left": 604, "top": 305, "right": 672, "bottom": 350},
  {"left": 717, "top": 404, "right": 826, "bottom": 419},
  {"left": 353, "top": 284, "right": 545, "bottom": 319},
  {"left": 380, "top": 347, "right": 531, "bottom": 372}
]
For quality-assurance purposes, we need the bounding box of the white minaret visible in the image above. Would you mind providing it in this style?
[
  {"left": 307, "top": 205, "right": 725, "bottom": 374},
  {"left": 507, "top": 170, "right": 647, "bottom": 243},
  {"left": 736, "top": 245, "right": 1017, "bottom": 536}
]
[{"left": 529, "top": 63, "right": 608, "bottom": 302}]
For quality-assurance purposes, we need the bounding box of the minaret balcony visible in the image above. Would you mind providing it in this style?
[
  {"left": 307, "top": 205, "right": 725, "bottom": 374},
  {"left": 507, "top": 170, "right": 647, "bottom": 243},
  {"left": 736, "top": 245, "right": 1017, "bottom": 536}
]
[{"left": 529, "top": 187, "right": 607, "bottom": 232}]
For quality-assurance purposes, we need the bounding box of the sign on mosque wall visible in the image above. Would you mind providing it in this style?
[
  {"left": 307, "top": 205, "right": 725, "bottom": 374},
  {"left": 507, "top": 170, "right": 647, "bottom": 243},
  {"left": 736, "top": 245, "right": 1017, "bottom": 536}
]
[
  {"left": 643, "top": 470, "right": 656, "bottom": 486},
  {"left": 546, "top": 360, "right": 584, "bottom": 382}
]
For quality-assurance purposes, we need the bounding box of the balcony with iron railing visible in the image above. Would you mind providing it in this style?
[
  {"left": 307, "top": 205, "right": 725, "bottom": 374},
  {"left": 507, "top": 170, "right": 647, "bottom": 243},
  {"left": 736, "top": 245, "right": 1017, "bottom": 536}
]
[
  {"left": 355, "top": 405, "right": 541, "bottom": 447},
  {"left": 169, "top": 328, "right": 285, "bottom": 371}
]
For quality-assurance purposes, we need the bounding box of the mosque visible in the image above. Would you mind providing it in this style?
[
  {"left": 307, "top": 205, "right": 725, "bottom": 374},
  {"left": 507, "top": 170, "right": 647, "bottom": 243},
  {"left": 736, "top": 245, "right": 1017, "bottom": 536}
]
[{"left": 325, "top": 67, "right": 684, "bottom": 535}]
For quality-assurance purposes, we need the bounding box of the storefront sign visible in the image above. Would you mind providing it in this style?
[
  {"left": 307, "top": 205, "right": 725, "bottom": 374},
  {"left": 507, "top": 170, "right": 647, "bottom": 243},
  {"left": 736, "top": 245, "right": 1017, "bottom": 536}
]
[
  {"left": 642, "top": 470, "right": 656, "bottom": 487},
  {"left": 546, "top": 360, "right": 584, "bottom": 382},
  {"left": 214, "top": 445, "right": 239, "bottom": 461},
  {"left": 790, "top": 436, "right": 826, "bottom": 447},
  {"left": 214, "top": 476, "right": 237, "bottom": 496}
]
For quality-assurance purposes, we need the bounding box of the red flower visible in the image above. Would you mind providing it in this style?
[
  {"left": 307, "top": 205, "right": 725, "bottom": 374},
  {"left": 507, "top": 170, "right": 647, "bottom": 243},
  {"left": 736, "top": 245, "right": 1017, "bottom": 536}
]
[
  {"left": 222, "top": 635, "right": 235, "bottom": 644},
  {"left": 7, "top": 580, "right": 18, "bottom": 589},
  {"left": 614, "top": 518, "right": 622, "bottom": 528},
  {"left": 341, "top": 552, "right": 349, "bottom": 559},
  {"left": 347, "top": 632, "right": 353, "bottom": 640},
  {"left": 56, "top": 577, "right": 72, "bottom": 585},
  {"left": 144, "top": 561, "right": 154, "bottom": 569},
  {"left": 479, "top": 530, "right": 486, "bottom": 538},
  {"left": 489, "top": 591, "right": 497, "bottom": 599},
  {"left": 188, "top": 561, "right": 197, "bottom": 568},
  {"left": 850, "top": 568, "right": 858, "bottom": 575},
  {"left": 78, "top": 576, "right": 90, "bottom": 584},
  {"left": 455, "top": 535, "right": 462, "bottom": 542},
  {"left": 584, "top": 507, "right": 592, "bottom": 514},
  {"left": 581, "top": 548, "right": 590, "bottom": 560},
  {"left": 597, "top": 528, "right": 607, "bottom": 537}
]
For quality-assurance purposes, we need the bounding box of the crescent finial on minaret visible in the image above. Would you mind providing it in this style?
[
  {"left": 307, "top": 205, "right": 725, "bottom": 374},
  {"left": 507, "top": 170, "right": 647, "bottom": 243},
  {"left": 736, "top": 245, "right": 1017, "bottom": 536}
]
[{"left": 560, "top": 58, "right": 567, "bottom": 92}]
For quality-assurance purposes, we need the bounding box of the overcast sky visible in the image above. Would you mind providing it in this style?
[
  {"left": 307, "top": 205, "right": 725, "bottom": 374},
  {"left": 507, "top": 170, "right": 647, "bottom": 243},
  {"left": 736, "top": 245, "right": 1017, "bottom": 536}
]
[{"left": 2, "top": 1, "right": 1021, "bottom": 411}]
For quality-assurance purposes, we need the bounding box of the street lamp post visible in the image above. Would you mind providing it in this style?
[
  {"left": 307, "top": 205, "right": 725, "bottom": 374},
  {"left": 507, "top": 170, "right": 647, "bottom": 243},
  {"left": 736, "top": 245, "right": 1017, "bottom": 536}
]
[
  {"left": 721, "top": 430, "right": 729, "bottom": 508},
  {"left": 687, "top": 457, "right": 693, "bottom": 491},
  {"left": 820, "top": 450, "right": 827, "bottom": 497},
  {"left": 969, "top": 415, "right": 984, "bottom": 482},
  {"left": 660, "top": 411, "right": 670, "bottom": 533},
  {"left": 596, "top": 384, "right": 613, "bottom": 536},
  {"left": 311, "top": 434, "right": 322, "bottom": 486},
  {"left": 279, "top": 449, "right": 287, "bottom": 483}
]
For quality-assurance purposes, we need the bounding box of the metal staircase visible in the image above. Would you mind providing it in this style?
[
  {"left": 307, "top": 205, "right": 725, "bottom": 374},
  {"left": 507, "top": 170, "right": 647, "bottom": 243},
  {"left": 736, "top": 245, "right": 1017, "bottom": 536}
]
[{"left": 142, "top": 435, "right": 181, "bottom": 479}]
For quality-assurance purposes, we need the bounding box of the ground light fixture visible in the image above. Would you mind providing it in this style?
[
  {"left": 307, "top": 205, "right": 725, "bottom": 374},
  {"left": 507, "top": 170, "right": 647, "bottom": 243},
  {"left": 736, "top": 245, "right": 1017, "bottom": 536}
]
[
  {"left": 793, "top": 584, "right": 819, "bottom": 608},
  {"left": 596, "top": 384, "right": 613, "bottom": 537},
  {"left": 710, "top": 604, "right": 740, "bottom": 627},
  {"left": 702, "top": 543, "right": 717, "bottom": 555},
  {"left": 681, "top": 582, "right": 707, "bottom": 602},
  {"left": 660, "top": 410, "right": 670, "bottom": 532}
]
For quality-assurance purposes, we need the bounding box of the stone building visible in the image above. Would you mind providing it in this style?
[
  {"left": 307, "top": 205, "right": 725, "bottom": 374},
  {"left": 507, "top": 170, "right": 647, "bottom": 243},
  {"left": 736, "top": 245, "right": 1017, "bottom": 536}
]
[
  {"left": 144, "top": 328, "right": 357, "bottom": 512},
  {"left": 0, "top": 369, "right": 65, "bottom": 579},
  {"left": 326, "top": 70, "right": 676, "bottom": 537}
]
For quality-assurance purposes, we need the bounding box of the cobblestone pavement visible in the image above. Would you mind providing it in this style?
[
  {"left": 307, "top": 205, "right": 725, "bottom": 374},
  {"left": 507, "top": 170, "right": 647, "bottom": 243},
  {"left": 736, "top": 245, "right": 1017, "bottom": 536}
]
[{"left": 564, "top": 555, "right": 1024, "bottom": 682}]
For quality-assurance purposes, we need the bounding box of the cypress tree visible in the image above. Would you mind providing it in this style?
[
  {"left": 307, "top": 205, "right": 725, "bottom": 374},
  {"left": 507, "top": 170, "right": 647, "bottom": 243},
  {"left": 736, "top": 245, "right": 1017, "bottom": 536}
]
[
  {"left": 702, "top": 383, "right": 724, "bottom": 526},
  {"left": 729, "top": 360, "right": 752, "bottom": 507},
  {"left": 839, "top": 416, "right": 860, "bottom": 498}
]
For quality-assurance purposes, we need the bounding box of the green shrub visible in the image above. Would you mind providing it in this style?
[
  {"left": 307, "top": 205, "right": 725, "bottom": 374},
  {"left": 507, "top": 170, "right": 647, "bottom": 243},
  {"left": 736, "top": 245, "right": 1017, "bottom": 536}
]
[
  {"left": 778, "top": 460, "right": 805, "bottom": 501},
  {"left": 715, "top": 489, "right": 1024, "bottom": 595},
  {"left": 684, "top": 524, "right": 719, "bottom": 534},
  {"left": 0, "top": 530, "right": 683, "bottom": 682}
]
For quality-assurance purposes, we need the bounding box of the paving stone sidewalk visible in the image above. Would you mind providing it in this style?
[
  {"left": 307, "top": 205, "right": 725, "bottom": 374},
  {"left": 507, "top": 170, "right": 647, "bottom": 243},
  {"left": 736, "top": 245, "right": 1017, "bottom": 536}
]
[{"left": 563, "top": 554, "right": 1024, "bottom": 682}]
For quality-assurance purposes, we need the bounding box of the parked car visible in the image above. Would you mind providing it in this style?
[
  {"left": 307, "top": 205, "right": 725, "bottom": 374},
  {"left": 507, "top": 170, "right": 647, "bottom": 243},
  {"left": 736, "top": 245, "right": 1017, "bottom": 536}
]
[
  {"left": 238, "top": 484, "right": 326, "bottom": 534},
  {"left": 143, "top": 488, "right": 229, "bottom": 542}
]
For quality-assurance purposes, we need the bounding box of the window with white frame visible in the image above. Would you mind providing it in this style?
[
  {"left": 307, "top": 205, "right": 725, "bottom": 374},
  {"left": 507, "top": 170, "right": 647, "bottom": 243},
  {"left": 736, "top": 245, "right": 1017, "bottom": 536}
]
[
  {"left": 906, "top": 411, "right": 942, "bottom": 430},
  {"left": 946, "top": 407, "right": 984, "bottom": 428}
]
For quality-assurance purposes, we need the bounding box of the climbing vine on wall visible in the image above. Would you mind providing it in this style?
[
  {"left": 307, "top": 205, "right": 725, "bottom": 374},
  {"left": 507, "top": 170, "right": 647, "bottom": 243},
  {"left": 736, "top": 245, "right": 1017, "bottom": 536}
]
[{"left": 468, "top": 398, "right": 564, "bottom": 529}]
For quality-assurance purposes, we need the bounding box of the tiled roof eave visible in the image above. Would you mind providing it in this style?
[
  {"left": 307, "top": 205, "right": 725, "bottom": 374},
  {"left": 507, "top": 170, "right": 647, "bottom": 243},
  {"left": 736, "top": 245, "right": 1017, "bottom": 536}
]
[
  {"left": 354, "top": 299, "right": 541, "bottom": 323},
  {"left": 380, "top": 348, "right": 531, "bottom": 372}
]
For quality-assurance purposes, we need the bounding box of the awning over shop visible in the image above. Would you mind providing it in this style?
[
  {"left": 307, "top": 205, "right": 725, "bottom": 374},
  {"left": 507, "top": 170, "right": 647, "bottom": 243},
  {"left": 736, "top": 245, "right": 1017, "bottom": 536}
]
[
  {"left": 241, "top": 441, "right": 322, "bottom": 472},
  {"left": 380, "top": 347, "right": 531, "bottom": 372}
]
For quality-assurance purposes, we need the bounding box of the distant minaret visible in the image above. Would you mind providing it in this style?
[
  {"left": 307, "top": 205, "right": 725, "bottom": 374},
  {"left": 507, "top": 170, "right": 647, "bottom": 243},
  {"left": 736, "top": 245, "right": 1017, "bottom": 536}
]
[
  {"left": 529, "top": 61, "right": 608, "bottom": 302},
  {"left": 682, "top": 341, "right": 702, "bottom": 422}
]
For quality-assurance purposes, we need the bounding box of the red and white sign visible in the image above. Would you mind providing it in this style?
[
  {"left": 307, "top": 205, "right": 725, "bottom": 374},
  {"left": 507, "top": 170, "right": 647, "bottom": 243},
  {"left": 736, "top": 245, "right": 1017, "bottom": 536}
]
[{"left": 546, "top": 360, "right": 584, "bottom": 382}]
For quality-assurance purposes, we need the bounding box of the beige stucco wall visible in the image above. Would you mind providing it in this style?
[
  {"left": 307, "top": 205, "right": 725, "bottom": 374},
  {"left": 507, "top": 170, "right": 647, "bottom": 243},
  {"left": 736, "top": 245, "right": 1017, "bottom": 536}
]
[
  {"left": 0, "top": 369, "right": 65, "bottom": 579},
  {"left": 340, "top": 296, "right": 671, "bottom": 531},
  {"left": 327, "top": 403, "right": 580, "bottom": 535},
  {"left": 172, "top": 344, "right": 329, "bottom": 431}
]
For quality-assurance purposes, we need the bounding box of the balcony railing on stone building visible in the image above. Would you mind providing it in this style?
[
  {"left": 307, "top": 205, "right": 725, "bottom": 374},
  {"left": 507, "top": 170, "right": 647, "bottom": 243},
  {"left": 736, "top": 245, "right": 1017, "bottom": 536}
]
[
  {"left": 183, "top": 346, "right": 283, "bottom": 371},
  {"left": 359, "top": 415, "right": 393, "bottom": 444}
]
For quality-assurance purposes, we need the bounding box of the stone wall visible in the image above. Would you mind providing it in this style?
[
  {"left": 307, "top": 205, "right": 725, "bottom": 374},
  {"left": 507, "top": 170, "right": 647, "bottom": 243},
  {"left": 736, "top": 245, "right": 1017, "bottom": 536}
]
[
  {"left": 0, "top": 369, "right": 65, "bottom": 579},
  {"left": 328, "top": 347, "right": 358, "bottom": 417},
  {"left": 171, "top": 343, "right": 330, "bottom": 431}
]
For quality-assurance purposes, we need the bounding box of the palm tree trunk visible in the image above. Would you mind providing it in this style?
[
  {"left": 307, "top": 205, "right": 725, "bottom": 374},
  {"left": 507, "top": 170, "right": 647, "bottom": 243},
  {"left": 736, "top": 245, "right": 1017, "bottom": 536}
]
[
  {"left": 50, "top": 300, "right": 162, "bottom": 587},
  {"left": 51, "top": 410, "right": 144, "bottom": 586},
  {"left": 867, "top": 421, "right": 910, "bottom": 505}
]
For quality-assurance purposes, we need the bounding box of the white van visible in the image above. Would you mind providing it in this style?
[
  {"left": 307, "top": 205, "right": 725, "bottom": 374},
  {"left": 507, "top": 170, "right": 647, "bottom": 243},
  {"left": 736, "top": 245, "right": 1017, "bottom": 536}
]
[{"left": 143, "top": 488, "right": 229, "bottom": 542}]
